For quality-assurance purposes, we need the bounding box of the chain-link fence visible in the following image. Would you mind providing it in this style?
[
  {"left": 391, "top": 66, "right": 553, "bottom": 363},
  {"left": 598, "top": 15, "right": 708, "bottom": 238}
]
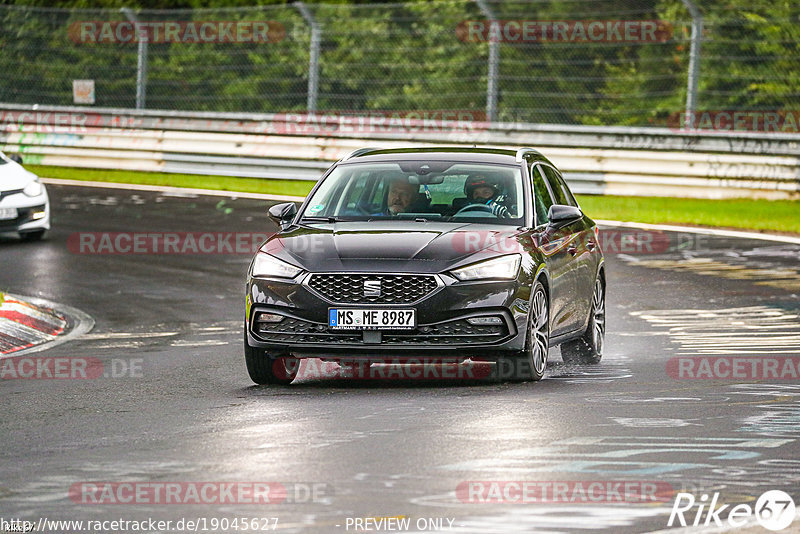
[{"left": 1, "top": 1, "right": 799, "bottom": 128}]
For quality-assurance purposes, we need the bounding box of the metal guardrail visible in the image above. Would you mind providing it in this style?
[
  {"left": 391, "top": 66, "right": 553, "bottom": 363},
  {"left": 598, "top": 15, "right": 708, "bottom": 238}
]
[{"left": 1, "top": 104, "right": 799, "bottom": 199}]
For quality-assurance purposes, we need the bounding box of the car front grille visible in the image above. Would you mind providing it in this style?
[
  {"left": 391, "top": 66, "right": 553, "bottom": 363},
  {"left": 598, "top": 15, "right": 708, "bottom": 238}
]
[
  {"left": 307, "top": 273, "right": 439, "bottom": 304},
  {"left": 383, "top": 321, "right": 505, "bottom": 345},
  {"left": 253, "top": 316, "right": 507, "bottom": 345},
  {"left": 254, "top": 317, "right": 364, "bottom": 344}
]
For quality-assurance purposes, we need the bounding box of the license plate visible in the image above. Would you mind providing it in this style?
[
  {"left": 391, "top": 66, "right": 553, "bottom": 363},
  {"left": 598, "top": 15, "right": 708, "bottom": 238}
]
[
  {"left": 0, "top": 208, "right": 17, "bottom": 220},
  {"left": 329, "top": 308, "right": 416, "bottom": 330}
]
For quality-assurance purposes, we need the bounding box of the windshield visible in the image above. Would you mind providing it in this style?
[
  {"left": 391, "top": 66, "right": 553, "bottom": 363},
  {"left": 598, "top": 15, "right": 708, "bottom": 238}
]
[{"left": 301, "top": 161, "right": 525, "bottom": 224}]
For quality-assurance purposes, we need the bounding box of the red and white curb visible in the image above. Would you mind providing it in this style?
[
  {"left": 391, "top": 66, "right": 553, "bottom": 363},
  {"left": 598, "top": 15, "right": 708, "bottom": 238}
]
[{"left": 0, "top": 294, "right": 94, "bottom": 357}]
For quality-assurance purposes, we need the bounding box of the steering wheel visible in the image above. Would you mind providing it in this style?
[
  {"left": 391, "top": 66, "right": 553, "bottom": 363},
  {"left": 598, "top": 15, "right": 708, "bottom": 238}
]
[
  {"left": 356, "top": 203, "right": 374, "bottom": 216},
  {"left": 454, "top": 203, "right": 498, "bottom": 217}
]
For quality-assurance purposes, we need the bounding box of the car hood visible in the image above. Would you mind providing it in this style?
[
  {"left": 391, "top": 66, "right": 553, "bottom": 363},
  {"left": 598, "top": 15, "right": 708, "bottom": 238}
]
[
  {"left": 263, "top": 221, "right": 527, "bottom": 273},
  {"left": 0, "top": 160, "right": 37, "bottom": 192}
]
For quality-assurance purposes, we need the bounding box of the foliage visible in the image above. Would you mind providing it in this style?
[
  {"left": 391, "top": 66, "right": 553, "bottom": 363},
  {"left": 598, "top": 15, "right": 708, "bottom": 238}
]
[{"left": 1, "top": 0, "right": 798, "bottom": 126}]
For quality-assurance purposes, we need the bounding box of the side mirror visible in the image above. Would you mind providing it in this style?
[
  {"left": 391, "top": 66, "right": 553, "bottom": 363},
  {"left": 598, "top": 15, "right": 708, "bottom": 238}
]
[
  {"left": 547, "top": 204, "right": 583, "bottom": 226},
  {"left": 268, "top": 202, "right": 297, "bottom": 229},
  {"left": 9, "top": 154, "right": 23, "bottom": 165}
]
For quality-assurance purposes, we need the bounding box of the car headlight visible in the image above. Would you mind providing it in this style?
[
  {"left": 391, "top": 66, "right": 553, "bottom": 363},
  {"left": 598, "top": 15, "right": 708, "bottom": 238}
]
[
  {"left": 451, "top": 254, "right": 521, "bottom": 281},
  {"left": 252, "top": 253, "right": 302, "bottom": 279},
  {"left": 23, "top": 180, "right": 44, "bottom": 197}
]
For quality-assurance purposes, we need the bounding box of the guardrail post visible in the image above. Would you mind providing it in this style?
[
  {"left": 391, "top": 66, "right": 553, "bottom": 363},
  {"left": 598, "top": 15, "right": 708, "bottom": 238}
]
[
  {"left": 295, "top": 2, "right": 320, "bottom": 114},
  {"left": 474, "top": 0, "right": 498, "bottom": 123},
  {"left": 121, "top": 8, "right": 148, "bottom": 110},
  {"left": 681, "top": 0, "right": 702, "bottom": 129}
]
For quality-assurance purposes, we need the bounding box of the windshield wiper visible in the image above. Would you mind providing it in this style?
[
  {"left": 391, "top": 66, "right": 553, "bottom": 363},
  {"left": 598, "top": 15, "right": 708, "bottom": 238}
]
[
  {"left": 366, "top": 216, "right": 430, "bottom": 222},
  {"left": 300, "top": 216, "right": 339, "bottom": 223}
]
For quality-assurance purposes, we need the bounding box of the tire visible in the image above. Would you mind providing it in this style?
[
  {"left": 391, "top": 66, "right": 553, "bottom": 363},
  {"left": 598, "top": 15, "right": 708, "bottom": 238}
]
[
  {"left": 244, "top": 328, "right": 298, "bottom": 385},
  {"left": 19, "top": 230, "right": 46, "bottom": 242},
  {"left": 496, "top": 280, "right": 549, "bottom": 382},
  {"left": 561, "top": 275, "right": 605, "bottom": 365}
]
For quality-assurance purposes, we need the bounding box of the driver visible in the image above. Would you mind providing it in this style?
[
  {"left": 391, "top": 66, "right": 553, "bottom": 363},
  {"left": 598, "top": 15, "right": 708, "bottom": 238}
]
[
  {"left": 465, "top": 174, "right": 510, "bottom": 218},
  {"left": 385, "top": 177, "right": 421, "bottom": 216}
]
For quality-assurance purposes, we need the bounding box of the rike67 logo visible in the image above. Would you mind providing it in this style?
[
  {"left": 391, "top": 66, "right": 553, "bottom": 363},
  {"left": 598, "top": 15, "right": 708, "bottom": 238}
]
[{"left": 668, "top": 490, "right": 796, "bottom": 531}]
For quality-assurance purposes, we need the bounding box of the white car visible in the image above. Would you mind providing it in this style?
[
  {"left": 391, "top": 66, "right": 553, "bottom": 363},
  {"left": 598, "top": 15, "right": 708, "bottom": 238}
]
[{"left": 0, "top": 152, "right": 50, "bottom": 241}]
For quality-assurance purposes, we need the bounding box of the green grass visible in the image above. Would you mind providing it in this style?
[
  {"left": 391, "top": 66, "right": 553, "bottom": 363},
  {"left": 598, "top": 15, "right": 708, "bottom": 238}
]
[
  {"left": 30, "top": 165, "right": 800, "bottom": 233},
  {"left": 577, "top": 195, "right": 800, "bottom": 234},
  {"left": 30, "top": 165, "right": 315, "bottom": 198}
]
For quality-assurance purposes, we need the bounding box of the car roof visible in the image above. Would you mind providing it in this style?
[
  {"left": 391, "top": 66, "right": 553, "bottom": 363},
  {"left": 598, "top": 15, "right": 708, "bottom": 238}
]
[{"left": 339, "top": 147, "right": 554, "bottom": 166}]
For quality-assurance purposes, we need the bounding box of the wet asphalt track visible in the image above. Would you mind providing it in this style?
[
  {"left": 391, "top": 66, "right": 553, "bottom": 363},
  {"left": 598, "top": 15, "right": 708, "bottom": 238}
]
[{"left": 1, "top": 184, "right": 800, "bottom": 533}]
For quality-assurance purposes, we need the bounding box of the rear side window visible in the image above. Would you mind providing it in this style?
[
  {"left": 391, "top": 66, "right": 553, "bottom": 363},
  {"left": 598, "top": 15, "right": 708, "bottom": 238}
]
[
  {"left": 530, "top": 164, "right": 553, "bottom": 227},
  {"left": 542, "top": 165, "right": 578, "bottom": 208}
]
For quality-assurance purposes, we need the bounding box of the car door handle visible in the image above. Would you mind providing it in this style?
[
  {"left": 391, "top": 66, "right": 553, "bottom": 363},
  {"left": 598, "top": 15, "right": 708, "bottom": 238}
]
[
  {"left": 587, "top": 240, "right": 597, "bottom": 251},
  {"left": 567, "top": 244, "right": 578, "bottom": 256}
]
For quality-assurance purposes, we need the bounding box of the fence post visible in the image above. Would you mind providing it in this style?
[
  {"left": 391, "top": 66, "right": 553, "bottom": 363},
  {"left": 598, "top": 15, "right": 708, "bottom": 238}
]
[
  {"left": 681, "top": 0, "right": 702, "bottom": 129},
  {"left": 295, "top": 2, "right": 320, "bottom": 114},
  {"left": 121, "top": 8, "right": 148, "bottom": 110},
  {"left": 474, "top": 0, "right": 498, "bottom": 123}
]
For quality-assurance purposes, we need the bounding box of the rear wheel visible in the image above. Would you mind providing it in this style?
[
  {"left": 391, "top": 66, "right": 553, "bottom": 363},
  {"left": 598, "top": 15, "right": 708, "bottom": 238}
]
[
  {"left": 244, "top": 327, "right": 298, "bottom": 385},
  {"left": 561, "top": 276, "right": 605, "bottom": 365},
  {"left": 496, "top": 281, "right": 549, "bottom": 382}
]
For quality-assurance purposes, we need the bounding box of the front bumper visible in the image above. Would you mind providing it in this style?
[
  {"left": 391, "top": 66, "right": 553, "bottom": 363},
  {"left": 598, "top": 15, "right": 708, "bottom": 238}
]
[
  {"left": 0, "top": 188, "right": 50, "bottom": 233},
  {"left": 246, "top": 272, "right": 531, "bottom": 358}
]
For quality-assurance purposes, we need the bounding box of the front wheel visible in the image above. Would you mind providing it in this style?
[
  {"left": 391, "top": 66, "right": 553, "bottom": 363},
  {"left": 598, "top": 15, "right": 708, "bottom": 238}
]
[
  {"left": 244, "top": 328, "right": 298, "bottom": 385},
  {"left": 19, "top": 230, "right": 46, "bottom": 242},
  {"left": 561, "top": 276, "right": 605, "bottom": 365},
  {"left": 497, "top": 281, "right": 549, "bottom": 382}
]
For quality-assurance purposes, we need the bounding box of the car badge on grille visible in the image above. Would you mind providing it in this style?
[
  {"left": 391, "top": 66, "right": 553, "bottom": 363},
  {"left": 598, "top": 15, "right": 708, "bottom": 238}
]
[{"left": 364, "top": 280, "right": 381, "bottom": 297}]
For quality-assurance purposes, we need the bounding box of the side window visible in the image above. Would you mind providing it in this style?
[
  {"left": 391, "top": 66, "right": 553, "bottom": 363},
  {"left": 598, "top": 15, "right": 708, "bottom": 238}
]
[
  {"left": 343, "top": 173, "right": 370, "bottom": 210},
  {"left": 429, "top": 174, "right": 469, "bottom": 206},
  {"left": 542, "top": 165, "right": 577, "bottom": 207},
  {"left": 368, "top": 176, "right": 387, "bottom": 206},
  {"left": 555, "top": 169, "right": 579, "bottom": 207},
  {"left": 530, "top": 164, "right": 554, "bottom": 227}
]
